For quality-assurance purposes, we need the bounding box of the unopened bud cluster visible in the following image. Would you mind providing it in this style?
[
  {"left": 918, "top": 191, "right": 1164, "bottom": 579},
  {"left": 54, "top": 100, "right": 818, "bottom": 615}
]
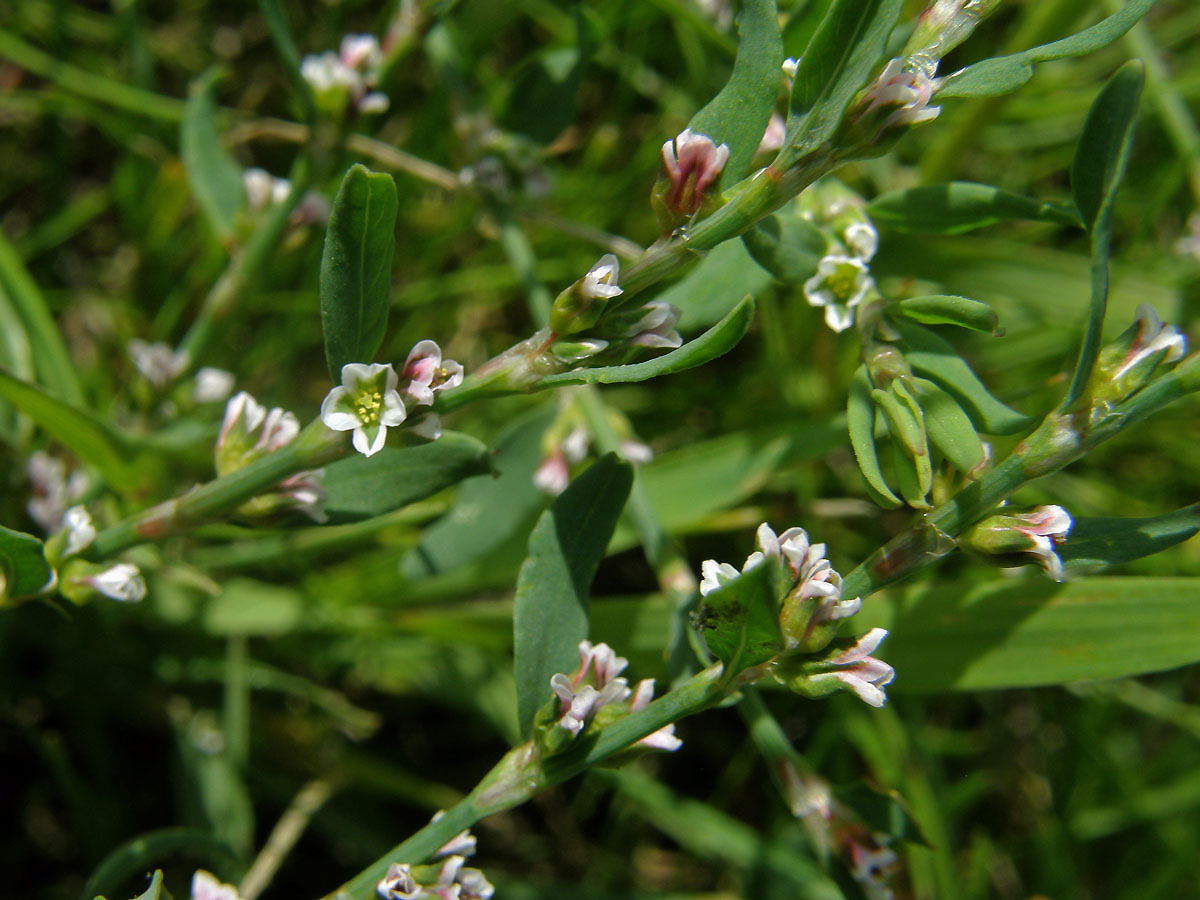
[
  {"left": 376, "top": 816, "right": 493, "bottom": 899},
  {"left": 653, "top": 128, "right": 731, "bottom": 233},
  {"left": 1088, "top": 304, "right": 1188, "bottom": 418},
  {"left": 698, "top": 523, "right": 894, "bottom": 707},
  {"left": 960, "top": 504, "right": 1073, "bottom": 581},
  {"left": 301, "top": 33, "right": 390, "bottom": 118}
]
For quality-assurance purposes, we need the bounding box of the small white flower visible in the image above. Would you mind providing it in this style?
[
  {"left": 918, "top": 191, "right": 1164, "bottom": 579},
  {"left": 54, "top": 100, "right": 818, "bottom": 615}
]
[
  {"left": 91, "top": 563, "right": 147, "bottom": 603},
  {"left": 219, "top": 391, "right": 267, "bottom": 451},
  {"left": 828, "top": 628, "right": 895, "bottom": 707},
  {"left": 340, "top": 33, "right": 383, "bottom": 72},
  {"left": 699, "top": 558, "right": 741, "bottom": 597},
  {"left": 191, "top": 871, "right": 244, "bottom": 900},
  {"left": 242, "top": 168, "right": 290, "bottom": 212},
  {"left": 561, "top": 426, "right": 590, "bottom": 463},
  {"left": 358, "top": 91, "right": 391, "bottom": 114},
  {"left": 301, "top": 51, "right": 361, "bottom": 95},
  {"left": 1013, "top": 505, "right": 1073, "bottom": 582},
  {"left": 533, "top": 449, "right": 570, "bottom": 495},
  {"left": 376, "top": 862, "right": 420, "bottom": 900},
  {"left": 782, "top": 57, "right": 800, "bottom": 80},
  {"left": 401, "top": 340, "right": 465, "bottom": 406},
  {"left": 1112, "top": 304, "right": 1187, "bottom": 381},
  {"left": 863, "top": 58, "right": 942, "bottom": 130},
  {"left": 757, "top": 112, "right": 787, "bottom": 155},
  {"left": 321, "top": 363, "right": 408, "bottom": 457},
  {"left": 630, "top": 678, "right": 683, "bottom": 752},
  {"left": 627, "top": 300, "right": 683, "bottom": 349},
  {"left": 62, "top": 505, "right": 95, "bottom": 557},
  {"left": 618, "top": 439, "right": 653, "bottom": 464},
  {"left": 803, "top": 254, "right": 874, "bottom": 333},
  {"left": 661, "top": 129, "right": 731, "bottom": 215},
  {"left": 431, "top": 811, "right": 478, "bottom": 859},
  {"left": 128, "top": 339, "right": 189, "bottom": 389},
  {"left": 550, "top": 640, "right": 633, "bottom": 735},
  {"left": 582, "top": 254, "right": 624, "bottom": 301},
  {"left": 844, "top": 221, "right": 879, "bottom": 261},
  {"left": 193, "top": 367, "right": 235, "bottom": 404}
]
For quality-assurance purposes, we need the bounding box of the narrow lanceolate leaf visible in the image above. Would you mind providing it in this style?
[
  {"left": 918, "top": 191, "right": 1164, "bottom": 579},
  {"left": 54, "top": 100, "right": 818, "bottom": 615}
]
[
  {"left": 689, "top": 0, "right": 782, "bottom": 190},
  {"left": 0, "top": 370, "right": 146, "bottom": 492},
  {"left": 848, "top": 365, "right": 901, "bottom": 508},
  {"left": 181, "top": 68, "right": 243, "bottom": 243},
  {"left": 741, "top": 211, "right": 827, "bottom": 284},
  {"left": 0, "top": 274, "right": 34, "bottom": 443},
  {"left": 1059, "top": 504, "right": 1200, "bottom": 571},
  {"left": 914, "top": 377, "right": 985, "bottom": 474},
  {"left": 894, "top": 319, "right": 1031, "bottom": 435},
  {"left": 323, "top": 432, "right": 492, "bottom": 521},
  {"left": 867, "top": 182, "right": 1081, "bottom": 235},
  {"left": 319, "top": 164, "right": 399, "bottom": 382},
  {"left": 537, "top": 295, "right": 756, "bottom": 388},
  {"left": 788, "top": 0, "right": 904, "bottom": 153},
  {"left": 0, "top": 230, "right": 83, "bottom": 404},
  {"left": 855, "top": 577, "right": 1200, "bottom": 691},
  {"left": 1064, "top": 61, "right": 1144, "bottom": 408},
  {"left": 694, "top": 555, "right": 786, "bottom": 673},
  {"left": 514, "top": 454, "right": 633, "bottom": 737},
  {"left": 936, "top": 0, "right": 1156, "bottom": 99},
  {"left": 890, "top": 295, "right": 998, "bottom": 334},
  {"left": 0, "top": 525, "right": 54, "bottom": 602}
]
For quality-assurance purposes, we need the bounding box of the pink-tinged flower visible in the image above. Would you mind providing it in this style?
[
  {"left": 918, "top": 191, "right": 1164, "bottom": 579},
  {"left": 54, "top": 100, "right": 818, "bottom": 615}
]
[
  {"left": 376, "top": 862, "right": 420, "bottom": 900},
  {"left": 582, "top": 254, "right": 624, "bottom": 302},
  {"left": 340, "top": 33, "right": 383, "bottom": 71},
  {"left": 630, "top": 678, "right": 683, "bottom": 752},
  {"left": 128, "top": 339, "right": 189, "bottom": 389},
  {"left": 533, "top": 448, "right": 570, "bottom": 495},
  {"left": 321, "top": 363, "right": 407, "bottom": 457},
  {"left": 1012, "top": 505, "right": 1072, "bottom": 582},
  {"left": 661, "top": 128, "right": 731, "bottom": 216},
  {"left": 757, "top": 113, "right": 787, "bottom": 155},
  {"left": 862, "top": 58, "right": 941, "bottom": 130},
  {"left": 1111, "top": 304, "right": 1187, "bottom": 382},
  {"left": 431, "top": 813, "right": 478, "bottom": 859},
  {"left": 803, "top": 254, "right": 874, "bottom": 332},
  {"left": 401, "top": 340, "right": 465, "bottom": 406},
  {"left": 848, "top": 837, "right": 900, "bottom": 900},
  {"left": 827, "top": 629, "right": 896, "bottom": 707},
  {"left": 92, "top": 563, "right": 147, "bottom": 603},
  {"left": 192, "top": 871, "right": 244, "bottom": 900},
  {"left": 549, "top": 641, "right": 633, "bottom": 736},
  {"left": 627, "top": 301, "right": 683, "bottom": 349},
  {"left": 960, "top": 504, "right": 1073, "bottom": 581},
  {"left": 280, "top": 469, "right": 328, "bottom": 523}
]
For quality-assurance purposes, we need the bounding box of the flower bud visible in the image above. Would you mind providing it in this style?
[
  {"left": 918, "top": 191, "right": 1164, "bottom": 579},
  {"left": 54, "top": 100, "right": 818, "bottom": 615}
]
[
  {"left": 959, "top": 504, "right": 1073, "bottom": 581},
  {"left": 1091, "top": 304, "right": 1187, "bottom": 411},
  {"left": 60, "top": 560, "right": 147, "bottom": 604},
  {"left": 774, "top": 628, "right": 895, "bottom": 707},
  {"left": 904, "top": 0, "right": 1002, "bottom": 78},
  {"left": 549, "top": 254, "right": 624, "bottom": 335},
  {"left": 652, "top": 128, "right": 730, "bottom": 231}
]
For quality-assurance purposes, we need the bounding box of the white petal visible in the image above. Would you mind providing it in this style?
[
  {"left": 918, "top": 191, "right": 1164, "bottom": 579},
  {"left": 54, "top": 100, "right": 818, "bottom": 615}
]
[{"left": 379, "top": 391, "right": 408, "bottom": 426}]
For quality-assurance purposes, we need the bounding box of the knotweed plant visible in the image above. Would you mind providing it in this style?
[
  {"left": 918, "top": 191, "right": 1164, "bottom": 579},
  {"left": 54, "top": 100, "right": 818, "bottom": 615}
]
[{"left": 1, "top": 1, "right": 1198, "bottom": 899}]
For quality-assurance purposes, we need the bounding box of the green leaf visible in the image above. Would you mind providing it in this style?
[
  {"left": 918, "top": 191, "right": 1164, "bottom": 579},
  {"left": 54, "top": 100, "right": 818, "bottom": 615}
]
[
  {"left": 889, "top": 430, "right": 930, "bottom": 509},
  {"left": 0, "top": 273, "right": 34, "bottom": 443},
  {"left": 401, "top": 408, "right": 552, "bottom": 579},
  {"left": 914, "top": 377, "right": 985, "bottom": 474},
  {"left": 856, "top": 577, "right": 1200, "bottom": 691},
  {"left": 848, "top": 366, "right": 901, "bottom": 508},
  {"left": 893, "top": 319, "right": 1032, "bottom": 435},
  {"left": 0, "top": 370, "right": 147, "bottom": 492},
  {"left": 689, "top": 0, "right": 782, "bottom": 191},
  {"left": 788, "top": 0, "right": 904, "bottom": 153},
  {"left": 203, "top": 578, "right": 303, "bottom": 637},
  {"left": 0, "top": 230, "right": 84, "bottom": 404},
  {"left": 866, "top": 182, "right": 1081, "bottom": 235},
  {"left": 323, "top": 432, "right": 492, "bottom": 522},
  {"left": 83, "top": 831, "right": 235, "bottom": 900},
  {"left": 319, "top": 164, "right": 399, "bottom": 382},
  {"left": 936, "top": 0, "right": 1156, "bottom": 99},
  {"left": 741, "top": 211, "right": 827, "bottom": 284},
  {"left": 695, "top": 555, "right": 786, "bottom": 673},
  {"left": 890, "top": 295, "right": 999, "bottom": 334},
  {"left": 537, "top": 295, "right": 755, "bottom": 388},
  {"left": 134, "top": 870, "right": 164, "bottom": 900},
  {"left": 514, "top": 454, "right": 633, "bottom": 737},
  {"left": 656, "top": 240, "right": 772, "bottom": 332},
  {"left": 1059, "top": 504, "right": 1200, "bottom": 571},
  {"left": 0, "top": 525, "right": 53, "bottom": 602},
  {"left": 181, "top": 68, "right": 243, "bottom": 243},
  {"left": 1064, "top": 60, "right": 1144, "bottom": 407}
]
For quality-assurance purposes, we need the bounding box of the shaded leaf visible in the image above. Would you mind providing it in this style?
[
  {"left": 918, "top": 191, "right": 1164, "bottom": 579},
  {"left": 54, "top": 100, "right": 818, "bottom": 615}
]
[
  {"left": 0, "top": 525, "right": 53, "bottom": 602},
  {"left": 848, "top": 366, "right": 901, "bottom": 507},
  {"left": 867, "top": 182, "right": 1081, "bottom": 235},
  {"left": 514, "top": 454, "right": 633, "bottom": 737},
  {"left": 320, "top": 164, "right": 399, "bottom": 382},
  {"left": 937, "top": 0, "right": 1155, "bottom": 99},
  {"left": 690, "top": 0, "right": 783, "bottom": 190},
  {"left": 0, "top": 274, "right": 34, "bottom": 443},
  {"left": 741, "top": 211, "right": 827, "bottom": 284},
  {"left": 893, "top": 319, "right": 1031, "bottom": 435},
  {"left": 181, "top": 68, "right": 243, "bottom": 242},
  {"left": 890, "top": 295, "right": 999, "bottom": 334},
  {"left": 856, "top": 577, "right": 1200, "bottom": 691},
  {"left": 84, "top": 831, "right": 235, "bottom": 900},
  {"left": 656, "top": 240, "right": 772, "bottom": 332},
  {"left": 788, "top": 0, "right": 904, "bottom": 153},
  {"left": 538, "top": 295, "right": 755, "bottom": 388},
  {"left": 0, "top": 370, "right": 147, "bottom": 492},
  {"left": 323, "top": 432, "right": 492, "bottom": 522},
  {"left": 695, "top": 556, "right": 786, "bottom": 673},
  {"left": 1064, "top": 60, "right": 1144, "bottom": 407},
  {"left": 204, "top": 578, "right": 303, "bottom": 637},
  {"left": 1060, "top": 504, "right": 1200, "bottom": 571}
]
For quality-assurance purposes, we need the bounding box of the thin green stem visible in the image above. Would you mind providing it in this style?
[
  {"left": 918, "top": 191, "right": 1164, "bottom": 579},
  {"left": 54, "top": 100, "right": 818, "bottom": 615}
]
[{"left": 224, "top": 635, "right": 250, "bottom": 770}]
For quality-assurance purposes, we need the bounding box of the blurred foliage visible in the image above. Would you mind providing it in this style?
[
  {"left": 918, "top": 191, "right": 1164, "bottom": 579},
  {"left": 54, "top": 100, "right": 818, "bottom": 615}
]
[{"left": 1, "top": 1, "right": 1199, "bottom": 899}]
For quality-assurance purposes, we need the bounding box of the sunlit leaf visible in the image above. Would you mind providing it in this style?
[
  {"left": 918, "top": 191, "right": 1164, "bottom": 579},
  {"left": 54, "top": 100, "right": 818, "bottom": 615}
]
[
  {"left": 1060, "top": 504, "right": 1200, "bottom": 571},
  {"left": 889, "top": 295, "right": 999, "bottom": 334},
  {"left": 695, "top": 556, "right": 786, "bottom": 673},
  {"left": 848, "top": 365, "right": 901, "bottom": 507},
  {"left": 741, "top": 211, "right": 827, "bottom": 284}
]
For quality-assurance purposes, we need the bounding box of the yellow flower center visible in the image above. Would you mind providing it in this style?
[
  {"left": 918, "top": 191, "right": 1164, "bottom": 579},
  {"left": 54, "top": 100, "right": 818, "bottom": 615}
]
[
  {"left": 827, "top": 265, "right": 858, "bottom": 301},
  {"left": 356, "top": 390, "right": 383, "bottom": 423}
]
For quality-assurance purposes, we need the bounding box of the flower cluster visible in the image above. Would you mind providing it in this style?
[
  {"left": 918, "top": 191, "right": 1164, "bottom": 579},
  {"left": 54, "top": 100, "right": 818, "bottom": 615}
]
[
  {"left": 320, "top": 341, "right": 463, "bottom": 457},
  {"left": 861, "top": 59, "right": 942, "bottom": 132},
  {"left": 1091, "top": 304, "right": 1188, "bottom": 413},
  {"left": 533, "top": 419, "right": 653, "bottom": 496},
  {"left": 783, "top": 627, "right": 896, "bottom": 708},
  {"left": 544, "top": 640, "right": 681, "bottom": 752},
  {"left": 301, "top": 34, "right": 390, "bottom": 117},
  {"left": 128, "top": 339, "right": 189, "bottom": 390},
  {"left": 376, "top": 817, "right": 493, "bottom": 900},
  {"left": 26, "top": 451, "right": 88, "bottom": 534},
  {"left": 796, "top": 184, "right": 881, "bottom": 333},
  {"left": 218, "top": 392, "right": 326, "bottom": 521}
]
